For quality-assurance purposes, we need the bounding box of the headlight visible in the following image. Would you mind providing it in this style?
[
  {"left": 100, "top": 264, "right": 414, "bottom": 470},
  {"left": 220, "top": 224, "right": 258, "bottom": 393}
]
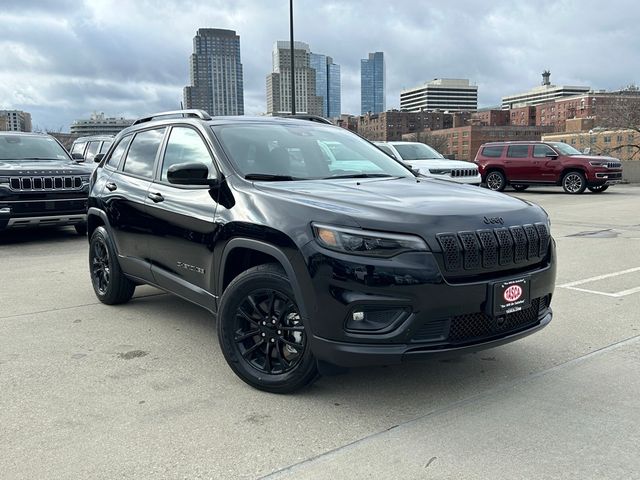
[
  {"left": 589, "top": 161, "right": 608, "bottom": 167},
  {"left": 428, "top": 169, "right": 452, "bottom": 175},
  {"left": 0, "top": 176, "right": 9, "bottom": 185},
  {"left": 312, "top": 223, "right": 429, "bottom": 257}
]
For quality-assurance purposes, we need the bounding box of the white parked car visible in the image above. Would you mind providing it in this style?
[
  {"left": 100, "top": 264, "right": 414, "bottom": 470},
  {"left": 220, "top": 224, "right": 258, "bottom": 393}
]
[{"left": 374, "top": 141, "right": 481, "bottom": 185}]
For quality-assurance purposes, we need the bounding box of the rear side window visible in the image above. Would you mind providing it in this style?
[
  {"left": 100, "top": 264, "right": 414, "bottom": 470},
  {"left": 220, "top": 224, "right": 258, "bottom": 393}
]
[
  {"left": 507, "top": 145, "right": 530, "bottom": 158},
  {"left": 122, "top": 128, "right": 166, "bottom": 178},
  {"left": 161, "top": 127, "right": 212, "bottom": 181},
  {"left": 99, "top": 141, "right": 113, "bottom": 154},
  {"left": 106, "top": 135, "right": 132, "bottom": 169},
  {"left": 481, "top": 146, "right": 504, "bottom": 157},
  {"left": 533, "top": 144, "right": 556, "bottom": 157},
  {"left": 85, "top": 141, "right": 100, "bottom": 162},
  {"left": 71, "top": 142, "right": 86, "bottom": 154}
]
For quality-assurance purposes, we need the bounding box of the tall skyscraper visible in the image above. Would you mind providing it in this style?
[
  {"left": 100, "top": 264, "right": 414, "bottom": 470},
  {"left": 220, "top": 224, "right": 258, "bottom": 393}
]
[
  {"left": 266, "top": 41, "right": 323, "bottom": 116},
  {"left": 310, "top": 53, "right": 341, "bottom": 118},
  {"left": 361, "top": 52, "right": 385, "bottom": 114},
  {"left": 183, "top": 28, "right": 244, "bottom": 116}
]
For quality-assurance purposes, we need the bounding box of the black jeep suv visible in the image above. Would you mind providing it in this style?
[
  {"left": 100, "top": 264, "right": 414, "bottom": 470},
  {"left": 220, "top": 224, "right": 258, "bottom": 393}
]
[
  {"left": 0, "top": 132, "right": 92, "bottom": 234},
  {"left": 87, "top": 110, "right": 556, "bottom": 393}
]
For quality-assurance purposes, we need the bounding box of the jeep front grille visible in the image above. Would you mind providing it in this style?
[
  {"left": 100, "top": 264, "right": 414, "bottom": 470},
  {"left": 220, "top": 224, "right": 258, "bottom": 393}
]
[
  {"left": 8, "top": 176, "right": 86, "bottom": 191},
  {"left": 606, "top": 162, "right": 622, "bottom": 169},
  {"left": 436, "top": 223, "right": 550, "bottom": 272},
  {"left": 450, "top": 168, "right": 478, "bottom": 177}
]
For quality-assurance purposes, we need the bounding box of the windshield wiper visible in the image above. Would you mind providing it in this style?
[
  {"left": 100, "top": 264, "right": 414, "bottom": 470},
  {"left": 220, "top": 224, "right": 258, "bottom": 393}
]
[
  {"left": 244, "top": 173, "right": 301, "bottom": 181},
  {"left": 322, "top": 173, "right": 397, "bottom": 179}
]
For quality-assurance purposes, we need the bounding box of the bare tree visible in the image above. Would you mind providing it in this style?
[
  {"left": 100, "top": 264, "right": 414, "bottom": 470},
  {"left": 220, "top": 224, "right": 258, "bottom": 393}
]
[
  {"left": 596, "top": 86, "right": 640, "bottom": 159},
  {"left": 410, "top": 130, "right": 449, "bottom": 154}
]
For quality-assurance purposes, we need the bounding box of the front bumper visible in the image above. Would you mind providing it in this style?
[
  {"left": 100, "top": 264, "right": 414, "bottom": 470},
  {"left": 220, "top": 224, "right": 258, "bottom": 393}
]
[
  {"left": 301, "top": 239, "right": 556, "bottom": 367},
  {"left": 0, "top": 201, "right": 87, "bottom": 231},
  {"left": 426, "top": 172, "right": 482, "bottom": 185}
]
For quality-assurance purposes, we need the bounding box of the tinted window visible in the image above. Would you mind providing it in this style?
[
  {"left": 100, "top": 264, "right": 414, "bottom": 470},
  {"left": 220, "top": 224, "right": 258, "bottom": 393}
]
[
  {"left": 161, "top": 127, "right": 212, "bottom": 181},
  {"left": 0, "top": 135, "right": 70, "bottom": 161},
  {"left": 533, "top": 144, "right": 556, "bottom": 157},
  {"left": 392, "top": 143, "right": 442, "bottom": 160},
  {"left": 71, "top": 142, "right": 86, "bottom": 155},
  {"left": 85, "top": 141, "right": 100, "bottom": 162},
  {"left": 507, "top": 145, "right": 530, "bottom": 158},
  {"left": 107, "top": 135, "right": 132, "bottom": 169},
  {"left": 481, "top": 146, "right": 503, "bottom": 157},
  {"left": 122, "top": 128, "right": 165, "bottom": 178},
  {"left": 99, "top": 141, "right": 113, "bottom": 154}
]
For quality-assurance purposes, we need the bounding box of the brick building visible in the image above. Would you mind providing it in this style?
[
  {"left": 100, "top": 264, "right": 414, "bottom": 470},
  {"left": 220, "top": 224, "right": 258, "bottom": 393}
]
[
  {"left": 429, "top": 125, "right": 554, "bottom": 161},
  {"left": 356, "top": 110, "right": 452, "bottom": 141},
  {"left": 473, "top": 109, "right": 510, "bottom": 126}
]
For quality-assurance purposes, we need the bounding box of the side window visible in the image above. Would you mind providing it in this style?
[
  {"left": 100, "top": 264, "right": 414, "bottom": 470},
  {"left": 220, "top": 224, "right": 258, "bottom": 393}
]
[
  {"left": 481, "top": 146, "right": 503, "bottom": 157},
  {"left": 161, "top": 127, "right": 213, "bottom": 181},
  {"left": 106, "top": 135, "right": 132, "bottom": 169},
  {"left": 533, "top": 144, "right": 556, "bottom": 157},
  {"left": 71, "top": 142, "right": 86, "bottom": 155},
  {"left": 99, "top": 141, "right": 113, "bottom": 154},
  {"left": 85, "top": 141, "right": 100, "bottom": 162},
  {"left": 122, "top": 128, "right": 166, "bottom": 178},
  {"left": 507, "top": 145, "right": 530, "bottom": 158}
]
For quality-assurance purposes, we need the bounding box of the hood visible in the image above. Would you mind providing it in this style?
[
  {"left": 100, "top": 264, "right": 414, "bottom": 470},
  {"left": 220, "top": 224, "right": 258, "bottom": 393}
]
[
  {"left": 0, "top": 159, "right": 92, "bottom": 176},
  {"left": 254, "top": 177, "right": 547, "bottom": 245},
  {"left": 564, "top": 154, "right": 620, "bottom": 163}
]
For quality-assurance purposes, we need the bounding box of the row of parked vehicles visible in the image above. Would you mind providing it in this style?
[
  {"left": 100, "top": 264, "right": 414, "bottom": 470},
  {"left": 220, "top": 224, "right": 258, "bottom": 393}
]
[{"left": 0, "top": 110, "right": 622, "bottom": 392}]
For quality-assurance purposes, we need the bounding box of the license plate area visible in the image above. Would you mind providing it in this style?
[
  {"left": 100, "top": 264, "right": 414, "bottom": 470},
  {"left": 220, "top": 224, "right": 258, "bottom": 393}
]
[{"left": 491, "top": 276, "right": 531, "bottom": 316}]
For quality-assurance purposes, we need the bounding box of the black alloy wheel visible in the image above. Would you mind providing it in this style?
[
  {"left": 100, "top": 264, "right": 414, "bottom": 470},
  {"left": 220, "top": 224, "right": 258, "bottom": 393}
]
[
  {"left": 91, "top": 237, "right": 111, "bottom": 295},
  {"left": 217, "top": 263, "right": 319, "bottom": 393},
  {"left": 485, "top": 171, "right": 506, "bottom": 191},
  {"left": 562, "top": 171, "right": 587, "bottom": 194},
  {"left": 588, "top": 185, "right": 609, "bottom": 193},
  {"left": 89, "top": 226, "right": 136, "bottom": 304}
]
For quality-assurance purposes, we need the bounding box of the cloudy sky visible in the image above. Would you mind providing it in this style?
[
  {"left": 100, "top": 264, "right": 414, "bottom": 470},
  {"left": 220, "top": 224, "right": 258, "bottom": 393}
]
[{"left": 1, "top": 0, "right": 638, "bottom": 131}]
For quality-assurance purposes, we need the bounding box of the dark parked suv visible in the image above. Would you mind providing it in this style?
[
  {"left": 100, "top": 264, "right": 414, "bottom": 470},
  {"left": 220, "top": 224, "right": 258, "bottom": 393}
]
[
  {"left": 1, "top": 132, "right": 92, "bottom": 234},
  {"left": 474, "top": 141, "right": 623, "bottom": 194},
  {"left": 87, "top": 110, "right": 556, "bottom": 392}
]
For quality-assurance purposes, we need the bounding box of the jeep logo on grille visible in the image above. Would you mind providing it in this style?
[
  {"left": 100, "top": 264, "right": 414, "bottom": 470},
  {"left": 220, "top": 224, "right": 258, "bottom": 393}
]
[
  {"left": 504, "top": 285, "right": 523, "bottom": 302},
  {"left": 483, "top": 216, "right": 504, "bottom": 225}
]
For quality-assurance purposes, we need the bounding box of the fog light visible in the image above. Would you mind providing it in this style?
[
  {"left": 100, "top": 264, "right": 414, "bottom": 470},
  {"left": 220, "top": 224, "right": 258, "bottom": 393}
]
[{"left": 345, "top": 307, "right": 410, "bottom": 332}]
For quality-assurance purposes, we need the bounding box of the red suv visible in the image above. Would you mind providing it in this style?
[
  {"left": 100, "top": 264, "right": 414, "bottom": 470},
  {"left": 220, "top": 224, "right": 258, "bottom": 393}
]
[{"left": 474, "top": 141, "right": 623, "bottom": 194}]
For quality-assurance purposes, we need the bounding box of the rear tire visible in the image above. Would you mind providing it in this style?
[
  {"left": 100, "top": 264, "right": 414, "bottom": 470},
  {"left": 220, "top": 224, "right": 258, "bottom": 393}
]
[
  {"left": 89, "top": 226, "right": 135, "bottom": 304},
  {"left": 485, "top": 171, "right": 506, "bottom": 192},
  {"left": 588, "top": 185, "right": 609, "bottom": 193},
  {"left": 217, "top": 263, "right": 319, "bottom": 393},
  {"left": 562, "top": 171, "right": 587, "bottom": 194},
  {"left": 512, "top": 185, "right": 529, "bottom": 192}
]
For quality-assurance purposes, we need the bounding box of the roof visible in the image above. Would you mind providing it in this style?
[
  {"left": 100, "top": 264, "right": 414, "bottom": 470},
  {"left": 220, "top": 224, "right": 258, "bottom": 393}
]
[
  {"left": 0, "top": 131, "right": 50, "bottom": 137},
  {"left": 72, "top": 135, "right": 115, "bottom": 142}
]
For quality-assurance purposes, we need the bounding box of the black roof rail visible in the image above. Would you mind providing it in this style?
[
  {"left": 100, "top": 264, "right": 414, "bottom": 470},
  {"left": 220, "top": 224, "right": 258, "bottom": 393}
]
[
  {"left": 132, "top": 109, "right": 212, "bottom": 125},
  {"left": 277, "top": 114, "right": 333, "bottom": 125}
]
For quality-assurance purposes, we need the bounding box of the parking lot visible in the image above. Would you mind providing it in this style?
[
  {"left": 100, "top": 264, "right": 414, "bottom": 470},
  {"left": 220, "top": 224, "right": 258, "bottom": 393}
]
[{"left": 1, "top": 185, "right": 639, "bottom": 479}]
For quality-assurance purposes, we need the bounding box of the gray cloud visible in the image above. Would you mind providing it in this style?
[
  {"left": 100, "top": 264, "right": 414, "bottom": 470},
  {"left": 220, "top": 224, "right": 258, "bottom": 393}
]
[{"left": 1, "top": 0, "right": 638, "bottom": 131}]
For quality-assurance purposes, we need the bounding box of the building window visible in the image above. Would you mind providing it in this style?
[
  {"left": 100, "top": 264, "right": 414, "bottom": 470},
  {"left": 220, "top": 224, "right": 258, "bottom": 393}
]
[{"left": 604, "top": 136, "right": 611, "bottom": 143}]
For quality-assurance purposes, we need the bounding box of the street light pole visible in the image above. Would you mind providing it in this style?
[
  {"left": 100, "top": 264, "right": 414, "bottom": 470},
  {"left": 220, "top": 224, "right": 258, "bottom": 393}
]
[{"left": 289, "top": 0, "right": 296, "bottom": 115}]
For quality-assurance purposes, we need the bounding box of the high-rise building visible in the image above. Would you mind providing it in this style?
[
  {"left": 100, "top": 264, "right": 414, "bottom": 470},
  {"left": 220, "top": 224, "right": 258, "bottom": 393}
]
[
  {"left": 70, "top": 112, "right": 134, "bottom": 136},
  {"left": 501, "top": 71, "right": 590, "bottom": 109},
  {"left": 266, "top": 41, "right": 323, "bottom": 116},
  {"left": 310, "top": 53, "right": 341, "bottom": 118},
  {"left": 400, "top": 79, "right": 478, "bottom": 112},
  {"left": 0, "top": 110, "right": 32, "bottom": 132},
  {"left": 361, "top": 52, "right": 385, "bottom": 114},
  {"left": 183, "top": 28, "right": 244, "bottom": 116}
]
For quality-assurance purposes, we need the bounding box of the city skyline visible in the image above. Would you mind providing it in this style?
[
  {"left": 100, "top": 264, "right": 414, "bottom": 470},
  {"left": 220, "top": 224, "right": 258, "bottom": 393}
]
[{"left": 1, "top": 0, "right": 638, "bottom": 130}]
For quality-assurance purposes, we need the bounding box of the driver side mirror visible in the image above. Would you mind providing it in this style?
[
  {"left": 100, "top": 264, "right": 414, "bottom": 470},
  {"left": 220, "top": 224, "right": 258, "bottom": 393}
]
[
  {"left": 71, "top": 152, "right": 85, "bottom": 162},
  {"left": 94, "top": 153, "right": 104, "bottom": 163},
  {"left": 167, "top": 162, "right": 218, "bottom": 186}
]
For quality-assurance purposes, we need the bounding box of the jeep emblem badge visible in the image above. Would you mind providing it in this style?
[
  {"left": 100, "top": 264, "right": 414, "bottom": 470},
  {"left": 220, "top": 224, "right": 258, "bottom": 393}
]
[
  {"left": 483, "top": 216, "right": 504, "bottom": 225},
  {"left": 504, "top": 285, "right": 523, "bottom": 302}
]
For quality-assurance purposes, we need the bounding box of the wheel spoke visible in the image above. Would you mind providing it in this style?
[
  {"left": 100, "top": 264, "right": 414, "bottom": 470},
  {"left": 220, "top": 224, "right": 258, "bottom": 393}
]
[
  {"left": 279, "top": 337, "right": 304, "bottom": 349},
  {"left": 267, "top": 291, "right": 276, "bottom": 318},
  {"left": 279, "top": 325, "right": 304, "bottom": 331},
  {"left": 274, "top": 344, "right": 290, "bottom": 368},
  {"left": 246, "top": 294, "right": 265, "bottom": 317},
  {"left": 241, "top": 339, "right": 265, "bottom": 358},
  {"left": 264, "top": 342, "right": 272, "bottom": 372},
  {"left": 234, "top": 329, "right": 260, "bottom": 343},
  {"left": 237, "top": 307, "right": 260, "bottom": 326}
]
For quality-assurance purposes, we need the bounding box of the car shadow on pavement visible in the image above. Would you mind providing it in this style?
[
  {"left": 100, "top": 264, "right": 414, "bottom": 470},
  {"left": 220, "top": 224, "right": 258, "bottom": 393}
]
[{"left": 0, "top": 226, "right": 83, "bottom": 245}]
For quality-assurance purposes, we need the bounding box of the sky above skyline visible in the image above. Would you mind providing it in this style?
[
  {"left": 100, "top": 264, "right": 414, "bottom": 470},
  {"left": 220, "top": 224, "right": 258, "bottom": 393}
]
[{"left": 1, "top": 0, "right": 638, "bottom": 131}]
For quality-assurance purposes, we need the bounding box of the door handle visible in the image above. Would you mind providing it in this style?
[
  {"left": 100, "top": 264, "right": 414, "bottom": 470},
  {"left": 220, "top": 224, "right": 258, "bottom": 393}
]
[
  {"left": 105, "top": 182, "right": 117, "bottom": 191},
  {"left": 147, "top": 192, "right": 164, "bottom": 203}
]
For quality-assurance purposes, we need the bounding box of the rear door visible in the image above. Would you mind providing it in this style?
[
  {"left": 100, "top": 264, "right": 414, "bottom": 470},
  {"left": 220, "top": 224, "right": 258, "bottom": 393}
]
[
  {"left": 101, "top": 127, "right": 166, "bottom": 279},
  {"left": 504, "top": 144, "right": 532, "bottom": 181},
  {"left": 144, "top": 125, "right": 220, "bottom": 309}
]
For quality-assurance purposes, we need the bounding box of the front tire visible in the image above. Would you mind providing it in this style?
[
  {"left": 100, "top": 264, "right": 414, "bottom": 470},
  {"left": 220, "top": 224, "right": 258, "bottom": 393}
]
[
  {"left": 588, "top": 185, "right": 609, "bottom": 193},
  {"left": 217, "top": 264, "right": 319, "bottom": 393},
  {"left": 562, "top": 171, "right": 587, "bottom": 194},
  {"left": 485, "top": 171, "right": 506, "bottom": 192},
  {"left": 89, "top": 226, "right": 135, "bottom": 304}
]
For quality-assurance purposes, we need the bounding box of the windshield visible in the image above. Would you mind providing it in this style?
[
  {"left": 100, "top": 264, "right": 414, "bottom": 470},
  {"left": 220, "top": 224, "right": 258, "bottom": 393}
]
[
  {"left": 548, "top": 142, "right": 582, "bottom": 156},
  {"left": 0, "top": 135, "right": 70, "bottom": 161},
  {"left": 392, "top": 143, "right": 444, "bottom": 160},
  {"left": 212, "top": 123, "right": 413, "bottom": 180}
]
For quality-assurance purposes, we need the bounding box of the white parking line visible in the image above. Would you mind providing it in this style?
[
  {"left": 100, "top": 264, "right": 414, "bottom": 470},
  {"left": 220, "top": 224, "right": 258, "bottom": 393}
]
[{"left": 558, "top": 266, "right": 640, "bottom": 298}]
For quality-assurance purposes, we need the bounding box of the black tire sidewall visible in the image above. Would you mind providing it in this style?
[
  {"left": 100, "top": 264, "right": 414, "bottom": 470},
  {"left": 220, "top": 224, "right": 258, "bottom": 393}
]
[
  {"left": 89, "top": 226, "right": 134, "bottom": 304},
  {"left": 217, "top": 266, "right": 318, "bottom": 393},
  {"left": 588, "top": 185, "right": 609, "bottom": 193}
]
